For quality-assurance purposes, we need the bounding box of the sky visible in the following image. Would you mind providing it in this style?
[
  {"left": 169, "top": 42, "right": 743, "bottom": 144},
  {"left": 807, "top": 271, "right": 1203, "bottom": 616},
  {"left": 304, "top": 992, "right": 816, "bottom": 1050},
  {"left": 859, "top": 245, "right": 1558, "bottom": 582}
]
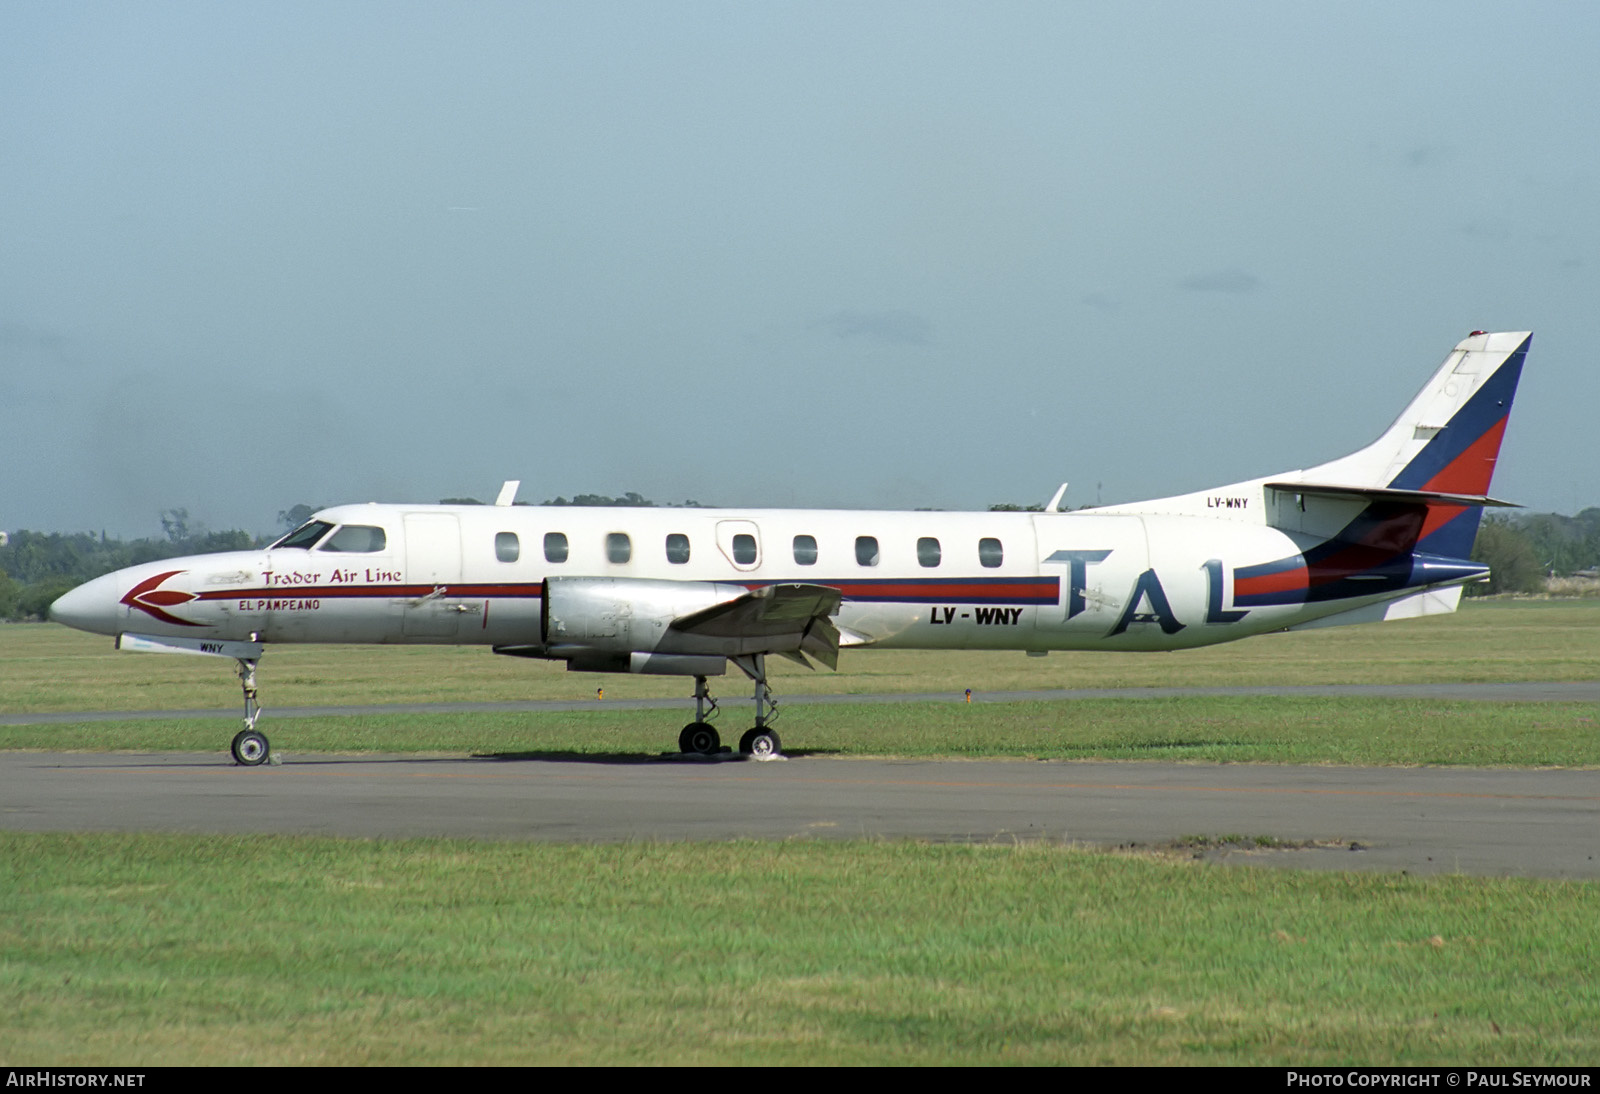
[{"left": 3, "top": 2, "right": 1596, "bottom": 538}]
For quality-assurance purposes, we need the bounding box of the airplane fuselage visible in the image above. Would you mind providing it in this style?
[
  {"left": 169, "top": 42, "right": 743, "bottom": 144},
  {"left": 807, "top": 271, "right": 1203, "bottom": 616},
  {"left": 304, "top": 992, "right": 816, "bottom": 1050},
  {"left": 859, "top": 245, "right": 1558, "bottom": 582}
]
[
  {"left": 58, "top": 501, "right": 1478, "bottom": 657},
  {"left": 47, "top": 330, "right": 1529, "bottom": 762}
]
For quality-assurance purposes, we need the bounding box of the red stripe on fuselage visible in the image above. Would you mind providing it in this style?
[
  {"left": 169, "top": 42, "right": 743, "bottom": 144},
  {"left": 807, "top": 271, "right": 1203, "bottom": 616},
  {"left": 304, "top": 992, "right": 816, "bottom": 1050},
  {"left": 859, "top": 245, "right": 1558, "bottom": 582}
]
[
  {"left": 1234, "top": 566, "right": 1308, "bottom": 598},
  {"left": 748, "top": 579, "right": 1058, "bottom": 603},
  {"left": 196, "top": 583, "right": 547, "bottom": 602},
  {"left": 196, "top": 578, "right": 1056, "bottom": 607}
]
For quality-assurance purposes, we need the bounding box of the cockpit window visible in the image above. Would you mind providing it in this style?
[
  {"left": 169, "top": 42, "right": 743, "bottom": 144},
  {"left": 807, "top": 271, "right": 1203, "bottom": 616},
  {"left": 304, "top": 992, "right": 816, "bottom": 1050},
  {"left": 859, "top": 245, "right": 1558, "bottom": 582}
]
[
  {"left": 319, "top": 524, "right": 388, "bottom": 553},
  {"left": 272, "top": 520, "right": 334, "bottom": 550}
]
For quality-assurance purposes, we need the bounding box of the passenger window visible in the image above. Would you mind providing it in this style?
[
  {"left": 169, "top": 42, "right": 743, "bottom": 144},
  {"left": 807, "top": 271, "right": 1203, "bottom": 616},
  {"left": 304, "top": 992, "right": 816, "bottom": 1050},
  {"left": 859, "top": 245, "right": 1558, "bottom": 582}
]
[
  {"left": 917, "top": 537, "right": 941, "bottom": 568},
  {"left": 855, "top": 535, "right": 879, "bottom": 567},
  {"left": 666, "top": 533, "right": 690, "bottom": 564},
  {"left": 732, "top": 533, "right": 757, "bottom": 566},
  {"left": 320, "top": 525, "right": 387, "bottom": 553},
  {"left": 495, "top": 532, "right": 519, "bottom": 563},
  {"left": 544, "top": 532, "right": 568, "bottom": 564},
  {"left": 793, "top": 534, "right": 818, "bottom": 566},
  {"left": 979, "top": 537, "right": 1004, "bottom": 568},
  {"left": 607, "top": 532, "right": 632, "bottom": 564}
]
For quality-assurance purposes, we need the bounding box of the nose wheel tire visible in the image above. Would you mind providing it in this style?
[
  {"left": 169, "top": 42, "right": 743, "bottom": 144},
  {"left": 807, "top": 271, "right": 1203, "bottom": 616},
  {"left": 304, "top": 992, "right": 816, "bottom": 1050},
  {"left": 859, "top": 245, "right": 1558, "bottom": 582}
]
[
  {"left": 738, "top": 727, "right": 781, "bottom": 758},
  {"left": 230, "top": 729, "right": 270, "bottom": 766},
  {"left": 679, "top": 723, "right": 720, "bottom": 755}
]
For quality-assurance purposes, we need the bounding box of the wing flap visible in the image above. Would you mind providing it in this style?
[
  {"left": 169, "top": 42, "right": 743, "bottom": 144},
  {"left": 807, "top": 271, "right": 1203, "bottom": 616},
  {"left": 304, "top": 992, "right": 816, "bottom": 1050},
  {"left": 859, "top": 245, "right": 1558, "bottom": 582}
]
[{"left": 670, "top": 583, "right": 843, "bottom": 670}]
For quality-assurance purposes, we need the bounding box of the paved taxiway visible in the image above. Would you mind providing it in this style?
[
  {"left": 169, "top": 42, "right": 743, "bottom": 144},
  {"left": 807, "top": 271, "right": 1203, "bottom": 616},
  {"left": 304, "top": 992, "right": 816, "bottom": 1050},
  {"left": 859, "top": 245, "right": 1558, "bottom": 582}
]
[{"left": 3, "top": 751, "right": 1596, "bottom": 880}]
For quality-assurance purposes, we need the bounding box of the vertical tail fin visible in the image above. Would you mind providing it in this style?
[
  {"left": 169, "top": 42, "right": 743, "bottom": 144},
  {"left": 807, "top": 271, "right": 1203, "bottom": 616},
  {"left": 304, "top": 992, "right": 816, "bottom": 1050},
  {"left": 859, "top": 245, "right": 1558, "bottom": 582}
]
[{"left": 1293, "top": 331, "right": 1529, "bottom": 557}]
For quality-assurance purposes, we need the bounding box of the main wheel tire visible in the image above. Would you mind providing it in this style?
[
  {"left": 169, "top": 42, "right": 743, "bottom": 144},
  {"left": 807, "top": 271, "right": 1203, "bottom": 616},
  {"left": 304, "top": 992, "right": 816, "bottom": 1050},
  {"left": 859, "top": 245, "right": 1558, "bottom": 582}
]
[
  {"left": 678, "top": 723, "right": 720, "bottom": 755},
  {"left": 230, "top": 729, "right": 270, "bottom": 766},
  {"left": 738, "top": 727, "right": 781, "bottom": 758}
]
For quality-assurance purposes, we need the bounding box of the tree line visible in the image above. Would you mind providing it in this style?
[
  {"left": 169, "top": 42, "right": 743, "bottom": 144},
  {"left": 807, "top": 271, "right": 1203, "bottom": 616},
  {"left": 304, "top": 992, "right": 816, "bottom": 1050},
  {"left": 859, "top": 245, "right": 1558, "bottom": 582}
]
[
  {"left": 1467, "top": 509, "right": 1600, "bottom": 595},
  {"left": 2, "top": 502, "right": 1596, "bottom": 621},
  {"left": 0, "top": 509, "right": 258, "bottom": 621}
]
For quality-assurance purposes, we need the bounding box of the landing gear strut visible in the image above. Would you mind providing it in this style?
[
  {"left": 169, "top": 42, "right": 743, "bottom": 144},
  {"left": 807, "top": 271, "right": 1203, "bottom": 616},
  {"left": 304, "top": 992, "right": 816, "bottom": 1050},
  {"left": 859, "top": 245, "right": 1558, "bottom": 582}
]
[
  {"left": 731, "top": 654, "right": 782, "bottom": 758},
  {"left": 675, "top": 662, "right": 783, "bottom": 758},
  {"left": 229, "top": 657, "right": 270, "bottom": 766},
  {"left": 679, "top": 674, "right": 721, "bottom": 754}
]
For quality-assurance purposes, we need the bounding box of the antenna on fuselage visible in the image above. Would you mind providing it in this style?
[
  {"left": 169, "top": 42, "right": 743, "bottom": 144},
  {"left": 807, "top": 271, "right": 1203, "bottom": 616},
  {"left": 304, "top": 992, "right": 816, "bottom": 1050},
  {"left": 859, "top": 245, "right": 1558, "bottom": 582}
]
[
  {"left": 495, "top": 480, "right": 521, "bottom": 507},
  {"left": 1045, "top": 482, "right": 1069, "bottom": 512}
]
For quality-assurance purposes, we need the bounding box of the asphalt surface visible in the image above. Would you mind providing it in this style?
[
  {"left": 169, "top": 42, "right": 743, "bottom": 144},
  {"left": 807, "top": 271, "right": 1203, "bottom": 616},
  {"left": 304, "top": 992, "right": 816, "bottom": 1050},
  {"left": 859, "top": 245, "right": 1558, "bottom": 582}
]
[
  {"left": 5, "top": 683, "right": 1596, "bottom": 878},
  {"left": 3, "top": 750, "right": 1597, "bottom": 879}
]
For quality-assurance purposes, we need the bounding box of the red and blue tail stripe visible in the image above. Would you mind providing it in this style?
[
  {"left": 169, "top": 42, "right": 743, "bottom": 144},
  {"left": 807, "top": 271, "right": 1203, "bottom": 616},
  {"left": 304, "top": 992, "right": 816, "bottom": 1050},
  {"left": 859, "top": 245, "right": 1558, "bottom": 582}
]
[
  {"left": 1233, "top": 336, "right": 1525, "bottom": 608},
  {"left": 1233, "top": 500, "right": 1488, "bottom": 607},
  {"left": 1388, "top": 335, "right": 1528, "bottom": 558}
]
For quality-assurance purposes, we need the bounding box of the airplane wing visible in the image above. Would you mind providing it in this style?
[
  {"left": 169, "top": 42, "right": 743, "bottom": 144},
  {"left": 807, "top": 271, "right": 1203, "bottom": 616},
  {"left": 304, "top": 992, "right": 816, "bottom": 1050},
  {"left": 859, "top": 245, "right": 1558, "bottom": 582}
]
[{"left": 669, "top": 582, "right": 843, "bottom": 670}]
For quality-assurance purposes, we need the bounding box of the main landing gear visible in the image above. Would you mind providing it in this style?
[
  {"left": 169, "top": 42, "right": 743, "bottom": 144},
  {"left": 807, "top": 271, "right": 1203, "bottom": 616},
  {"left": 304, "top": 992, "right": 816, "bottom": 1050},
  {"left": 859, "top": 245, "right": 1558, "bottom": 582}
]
[
  {"left": 229, "top": 657, "right": 271, "bottom": 766},
  {"left": 676, "top": 655, "right": 782, "bottom": 759}
]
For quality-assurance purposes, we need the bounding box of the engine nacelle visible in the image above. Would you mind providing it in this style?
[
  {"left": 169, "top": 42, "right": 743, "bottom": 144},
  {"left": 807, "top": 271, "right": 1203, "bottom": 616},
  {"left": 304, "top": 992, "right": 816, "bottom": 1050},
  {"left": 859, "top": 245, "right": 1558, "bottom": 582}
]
[{"left": 541, "top": 576, "right": 750, "bottom": 658}]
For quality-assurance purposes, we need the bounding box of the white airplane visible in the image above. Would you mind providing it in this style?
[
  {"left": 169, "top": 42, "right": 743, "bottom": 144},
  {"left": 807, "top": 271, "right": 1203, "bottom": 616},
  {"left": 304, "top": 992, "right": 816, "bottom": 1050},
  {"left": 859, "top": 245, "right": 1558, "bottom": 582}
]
[{"left": 51, "top": 330, "right": 1530, "bottom": 765}]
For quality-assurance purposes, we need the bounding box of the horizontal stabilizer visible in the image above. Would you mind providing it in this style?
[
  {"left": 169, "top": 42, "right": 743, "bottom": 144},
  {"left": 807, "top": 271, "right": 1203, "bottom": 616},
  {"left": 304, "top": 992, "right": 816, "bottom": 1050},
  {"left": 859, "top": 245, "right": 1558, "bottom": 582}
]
[{"left": 1264, "top": 482, "right": 1520, "bottom": 509}]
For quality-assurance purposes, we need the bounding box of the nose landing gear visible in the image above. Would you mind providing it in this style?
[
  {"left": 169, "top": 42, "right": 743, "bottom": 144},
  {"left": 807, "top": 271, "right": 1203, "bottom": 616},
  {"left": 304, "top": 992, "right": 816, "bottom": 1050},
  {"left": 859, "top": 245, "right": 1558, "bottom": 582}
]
[{"left": 229, "top": 657, "right": 270, "bottom": 766}]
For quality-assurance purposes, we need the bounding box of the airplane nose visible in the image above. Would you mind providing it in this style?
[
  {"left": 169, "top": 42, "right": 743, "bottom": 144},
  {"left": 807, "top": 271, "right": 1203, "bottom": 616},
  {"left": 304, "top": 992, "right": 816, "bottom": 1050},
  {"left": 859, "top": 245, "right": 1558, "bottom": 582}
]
[{"left": 49, "top": 572, "right": 123, "bottom": 636}]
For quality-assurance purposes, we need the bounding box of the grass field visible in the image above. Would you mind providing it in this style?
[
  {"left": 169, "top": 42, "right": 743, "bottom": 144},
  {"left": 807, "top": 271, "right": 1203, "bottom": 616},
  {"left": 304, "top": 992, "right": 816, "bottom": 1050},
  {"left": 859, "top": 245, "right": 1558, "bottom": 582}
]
[
  {"left": 3, "top": 835, "right": 1597, "bottom": 1066},
  {"left": 3, "top": 697, "right": 1598, "bottom": 767},
  {"left": 3, "top": 601, "right": 1596, "bottom": 1065}
]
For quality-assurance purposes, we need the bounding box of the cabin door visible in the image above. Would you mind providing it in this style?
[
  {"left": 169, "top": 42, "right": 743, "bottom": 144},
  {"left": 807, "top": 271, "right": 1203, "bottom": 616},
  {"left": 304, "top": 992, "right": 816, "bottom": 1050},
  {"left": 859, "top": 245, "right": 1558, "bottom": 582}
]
[{"left": 402, "top": 513, "right": 463, "bottom": 637}]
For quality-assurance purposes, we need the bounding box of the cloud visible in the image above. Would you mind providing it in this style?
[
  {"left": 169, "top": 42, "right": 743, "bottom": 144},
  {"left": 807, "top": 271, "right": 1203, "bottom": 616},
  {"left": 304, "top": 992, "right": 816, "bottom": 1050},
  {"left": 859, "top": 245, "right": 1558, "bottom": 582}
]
[
  {"left": 1178, "top": 269, "right": 1262, "bottom": 294},
  {"left": 815, "top": 309, "right": 934, "bottom": 346}
]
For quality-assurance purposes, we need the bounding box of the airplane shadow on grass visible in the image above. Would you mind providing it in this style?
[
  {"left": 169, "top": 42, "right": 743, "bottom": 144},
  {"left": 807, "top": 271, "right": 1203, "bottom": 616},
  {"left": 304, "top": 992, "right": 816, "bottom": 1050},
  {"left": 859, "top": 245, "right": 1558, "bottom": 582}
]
[
  {"left": 196, "top": 749, "right": 840, "bottom": 767},
  {"left": 472, "top": 748, "right": 840, "bottom": 765}
]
